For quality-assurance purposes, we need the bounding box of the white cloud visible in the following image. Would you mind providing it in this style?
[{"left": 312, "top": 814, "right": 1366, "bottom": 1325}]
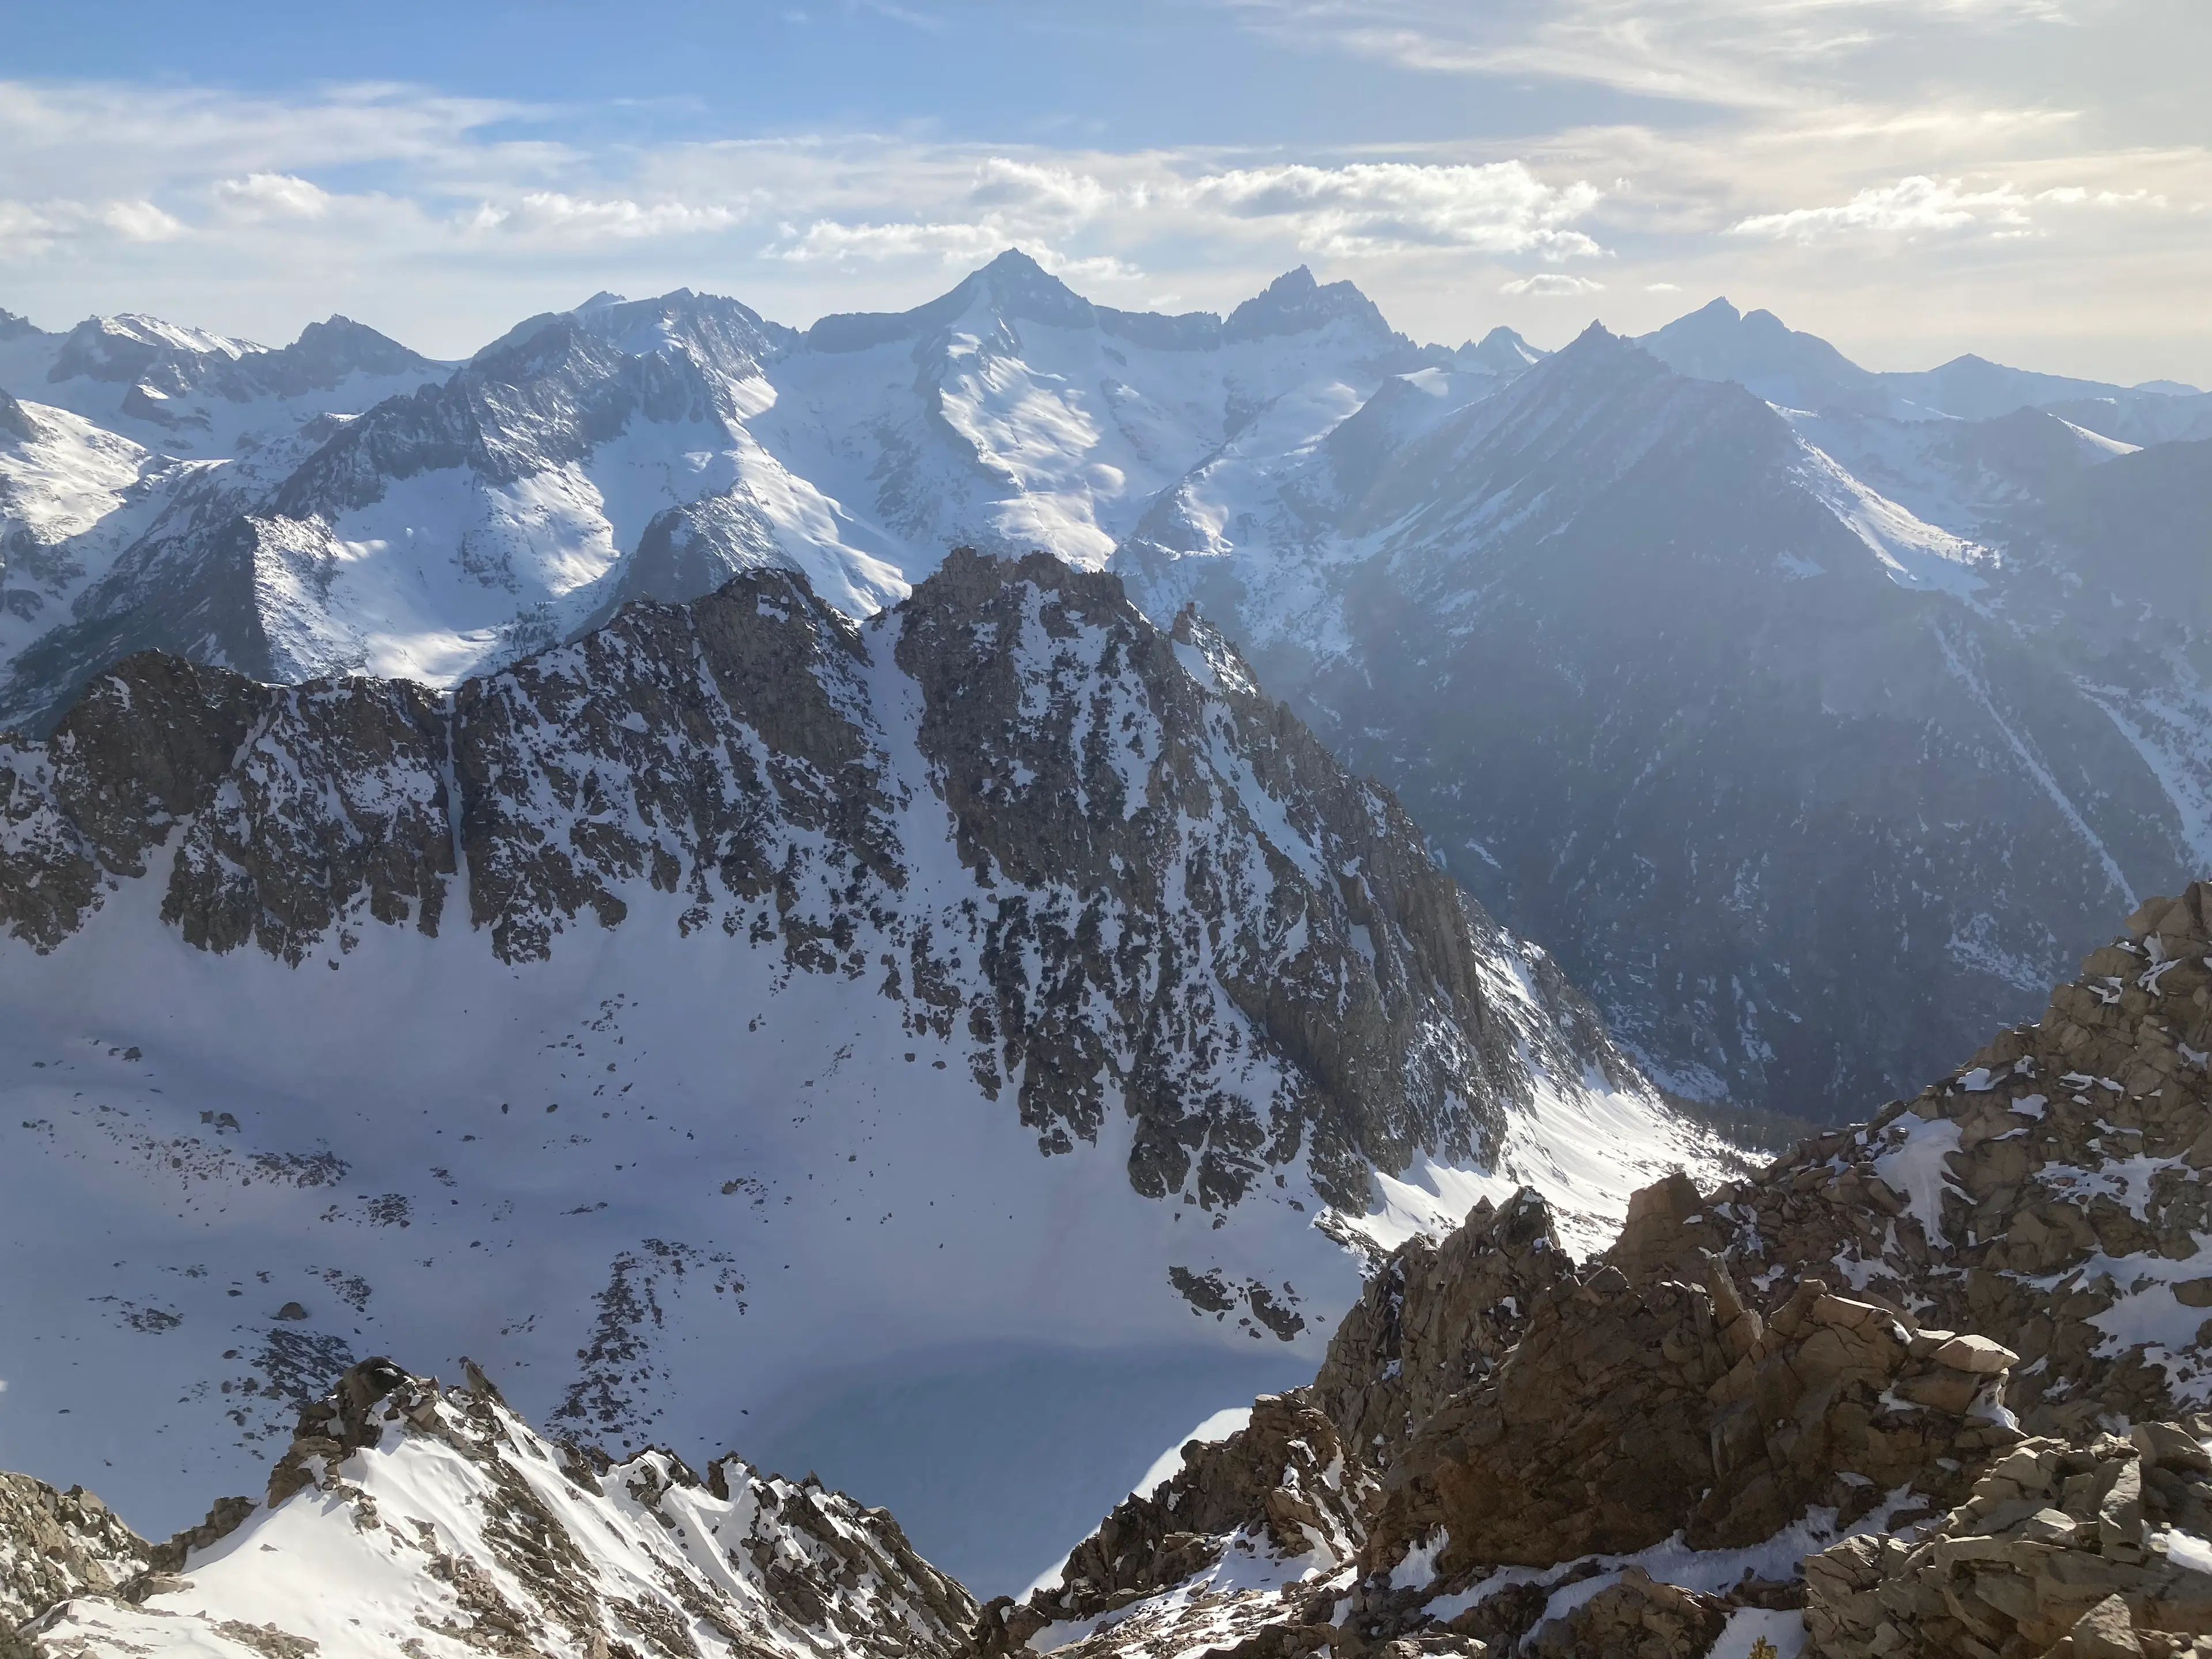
[
  {"left": 1033, "top": 250, "right": 1146, "bottom": 282},
  {"left": 965, "top": 158, "right": 1115, "bottom": 222},
  {"left": 1501, "top": 272, "right": 1605, "bottom": 294},
  {"left": 0, "top": 195, "right": 185, "bottom": 255},
  {"left": 1728, "top": 173, "right": 2166, "bottom": 240},
  {"left": 214, "top": 172, "right": 332, "bottom": 220},
  {"left": 100, "top": 200, "right": 187, "bottom": 241},
  {"left": 1174, "top": 161, "right": 1603, "bottom": 257},
  {"left": 1645, "top": 281, "right": 1683, "bottom": 290},
  {"left": 774, "top": 217, "right": 1008, "bottom": 264},
  {"left": 472, "top": 192, "right": 745, "bottom": 241}
]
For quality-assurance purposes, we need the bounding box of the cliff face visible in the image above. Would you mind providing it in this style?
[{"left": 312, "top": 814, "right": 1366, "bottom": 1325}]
[{"left": 0, "top": 552, "right": 1672, "bottom": 1212}]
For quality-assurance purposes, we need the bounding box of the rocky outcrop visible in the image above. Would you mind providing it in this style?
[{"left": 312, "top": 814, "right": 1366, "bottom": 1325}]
[
  {"left": 979, "top": 1392, "right": 1374, "bottom": 1657},
  {"left": 1308, "top": 1188, "right": 1569, "bottom": 1472},
  {"left": 1526, "top": 1569, "right": 1730, "bottom": 1659},
  {"left": 0, "top": 1474, "right": 151, "bottom": 1630},
  {"left": 0, "top": 553, "right": 1675, "bottom": 1215},
  {"left": 10, "top": 1357, "right": 976, "bottom": 1659},
  {"left": 974, "top": 1178, "right": 2026, "bottom": 1658},
  {"left": 1599, "top": 880, "right": 2212, "bottom": 1431},
  {"left": 1807, "top": 1424, "right": 2212, "bottom": 1657},
  {"left": 0, "top": 390, "right": 33, "bottom": 445},
  {"left": 1363, "top": 1264, "right": 2017, "bottom": 1581}
]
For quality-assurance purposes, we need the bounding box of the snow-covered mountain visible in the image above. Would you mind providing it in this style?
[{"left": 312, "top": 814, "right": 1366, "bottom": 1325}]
[
  {"left": 0, "top": 253, "right": 1483, "bottom": 734},
  {"left": 5, "top": 1356, "right": 979, "bottom": 1659},
  {"left": 0, "top": 551, "right": 1731, "bottom": 1594},
  {"left": 1118, "top": 319, "right": 2212, "bottom": 1116},
  {"left": 3, "top": 253, "right": 2203, "bottom": 1146},
  {"left": 1641, "top": 297, "right": 2212, "bottom": 542},
  {"left": 1641, "top": 296, "right": 2211, "bottom": 433}
]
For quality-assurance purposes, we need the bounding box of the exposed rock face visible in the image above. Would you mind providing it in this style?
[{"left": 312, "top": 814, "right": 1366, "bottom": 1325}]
[
  {"left": 1609, "top": 880, "right": 2212, "bottom": 1431},
  {"left": 0, "top": 553, "right": 1671, "bottom": 1215},
  {"left": 1362, "top": 1266, "right": 2015, "bottom": 1581},
  {"left": 9, "top": 1358, "right": 975, "bottom": 1659},
  {"left": 1527, "top": 1569, "right": 1730, "bottom": 1659},
  {"left": 979, "top": 1184, "right": 2023, "bottom": 1659},
  {"left": 1806, "top": 1425, "right": 2212, "bottom": 1657},
  {"left": 0, "top": 1474, "right": 151, "bottom": 1630},
  {"left": 1308, "top": 1188, "right": 1567, "bottom": 1472}
]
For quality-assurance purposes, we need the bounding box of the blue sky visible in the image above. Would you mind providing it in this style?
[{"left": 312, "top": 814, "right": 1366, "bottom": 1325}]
[{"left": 1, "top": 0, "right": 2205, "bottom": 381}]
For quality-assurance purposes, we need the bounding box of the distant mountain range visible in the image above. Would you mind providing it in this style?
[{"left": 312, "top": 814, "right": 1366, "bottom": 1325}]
[{"left": 2, "top": 252, "right": 2206, "bottom": 1124}]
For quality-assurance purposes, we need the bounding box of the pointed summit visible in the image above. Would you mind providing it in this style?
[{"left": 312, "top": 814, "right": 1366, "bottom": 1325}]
[
  {"left": 962, "top": 247, "right": 1094, "bottom": 328},
  {"left": 805, "top": 247, "right": 1096, "bottom": 352},
  {"left": 1457, "top": 325, "right": 1547, "bottom": 377},
  {"left": 1224, "top": 266, "right": 1393, "bottom": 344}
]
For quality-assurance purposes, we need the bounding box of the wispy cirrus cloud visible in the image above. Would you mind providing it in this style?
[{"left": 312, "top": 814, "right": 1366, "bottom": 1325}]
[{"left": 1226, "top": 0, "right": 2094, "bottom": 109}]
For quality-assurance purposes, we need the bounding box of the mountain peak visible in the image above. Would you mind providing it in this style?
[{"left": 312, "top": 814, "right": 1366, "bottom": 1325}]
[
  {"left": 285, "top": 315, "right": 433, "bottom": 380},
  {"left": 0, "top": 306, "right": 43, "bottom": 342},
  {"left": 1223, "top": 265, "right": 1390, "bottom": 344},
  {"left": 963, "top": 246, "right": 1091, "bottom": 327},
  {"left": 575, "top": 290, "right": 628, "bottom": 313},
  {"left": 1457, "top": 324, "right": 1547, "bottom": 376},
  {"left": 979, "top": 246, "right": 1052, "bottom": 281},
  {"left": 1637, "top": 297, "right": 1873, "bottom": 403}
]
